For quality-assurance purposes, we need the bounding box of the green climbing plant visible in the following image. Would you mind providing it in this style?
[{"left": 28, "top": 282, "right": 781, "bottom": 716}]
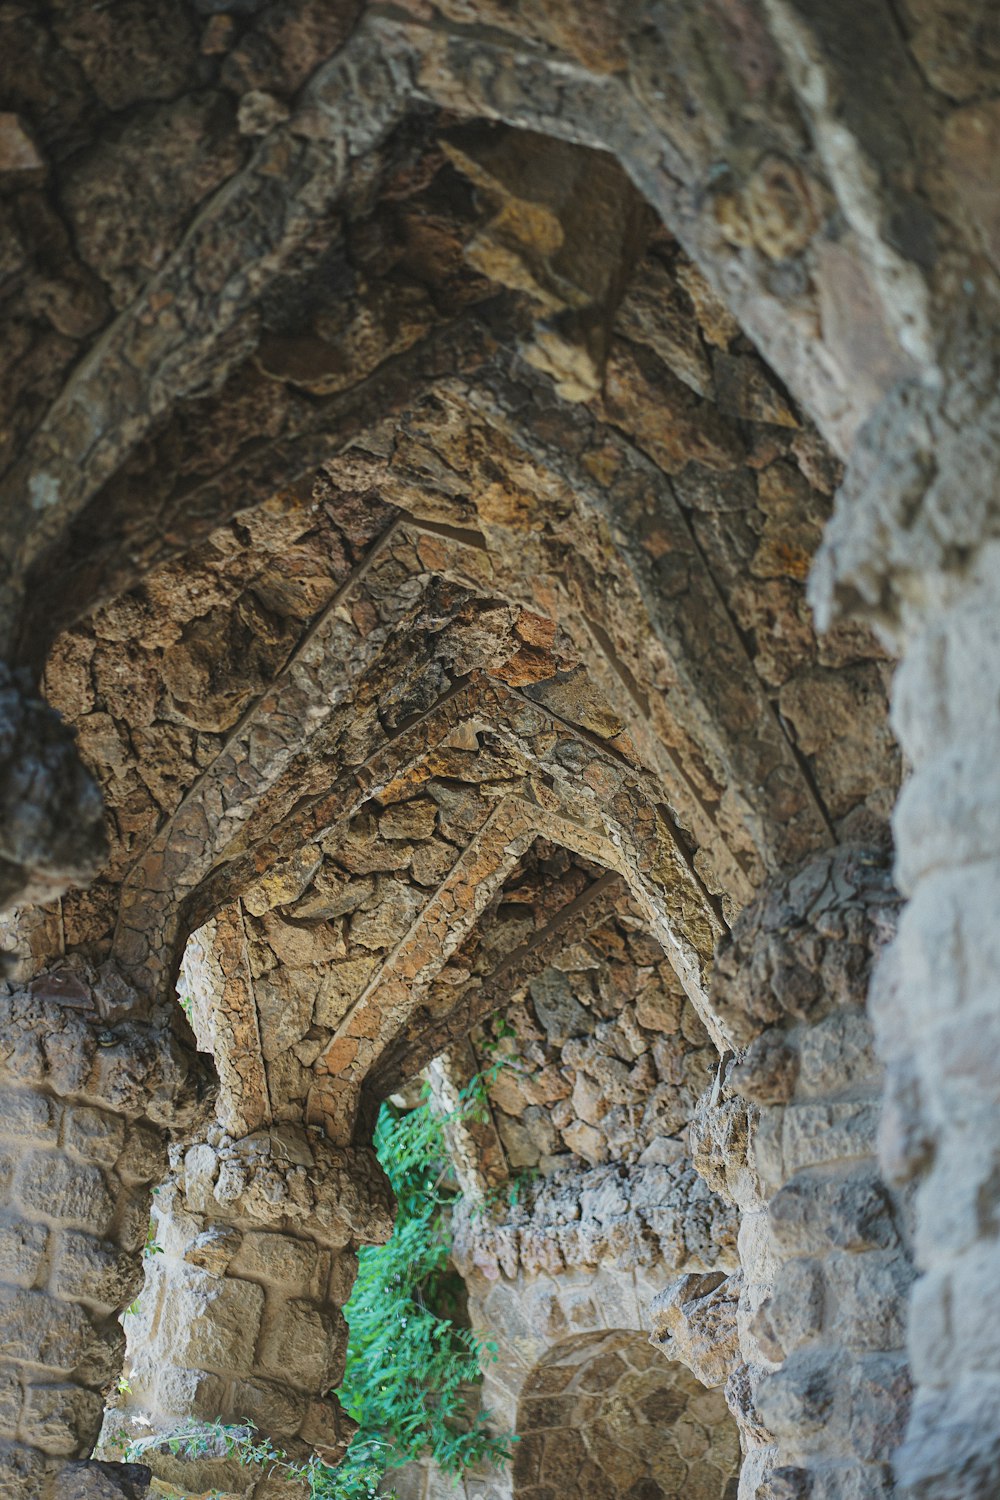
[
  {"left": 331, "top": 1064, "right": 517, "bottom": 1497},
  {"left": 115, "top": 1064, "right": 516, "bottom": 1498}
]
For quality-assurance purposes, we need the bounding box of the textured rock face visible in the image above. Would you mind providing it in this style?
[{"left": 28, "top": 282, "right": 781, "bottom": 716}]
[
  {"left": 0, "top": 972, "right": 212, "bottom": 1498},
  {"left": 815, "top": 354, "right": 1000, "bottom": 1494},
  {"left": 510, "top": 1330, "right": 739, "bottom": 1500},
  {"left": 0, "top": 2, "right": 996, "bottom": 1498},
  {"left": 392, "top": 1330, "right": 740, "bottom": 1500},
  {"left": 703, "top": 848, "right": 911, "bottom": 1500},
  {"left": 418, "top": 863, "right": 718, "bottom": 1178},
  {"left": 649, "top": 1272, "right": 742, "bottom": 1392},
  {"left": 452, "top": 1158, "right": 738, "bottom": 1285},
  {"left": 0, "top": 664, "right": 105, "bottom": 915}
]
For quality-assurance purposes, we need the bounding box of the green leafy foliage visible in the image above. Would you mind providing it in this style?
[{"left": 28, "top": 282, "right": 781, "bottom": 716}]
[
  {"left": 332, "top": 1067, "right": 516, "bottom": 1497},
  {"left": 114, "top": 1066, "right": 515, "bottom": 1499}
]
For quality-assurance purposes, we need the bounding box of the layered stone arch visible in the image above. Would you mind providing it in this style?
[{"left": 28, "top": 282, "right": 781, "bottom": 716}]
[
  {"left": 102, "top": 810, "right": 742, "bottom": 1498},
  {"left": 1, "top": 47, "right": 905, "bottom": 933},
  {"left": 391, "top": 1252, "right": 744, "bottom": 1500},
  {"left": 0, "top": 0, "right": 947, "bottom": 661}
]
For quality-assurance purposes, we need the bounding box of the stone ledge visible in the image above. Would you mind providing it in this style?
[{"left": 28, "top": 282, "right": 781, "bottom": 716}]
[{"left": 175, "top": 1125, "right": 394, "bottom": 1246}]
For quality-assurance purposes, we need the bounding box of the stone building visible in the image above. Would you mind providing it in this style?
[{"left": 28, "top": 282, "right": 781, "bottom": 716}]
[{"left": 0, "top": 0, "right": 996, "bottom": 1496}]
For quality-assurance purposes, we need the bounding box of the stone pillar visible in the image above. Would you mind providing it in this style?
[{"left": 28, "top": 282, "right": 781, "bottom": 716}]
[
  {"left": 0, "top": 967, "right": 213, "bottom": 1499},
  {"left": 112, "top": 1124, "right": 394, "bottom": 1498},
  {"left": 424, "top": 1043, "right": 509, "bottom": 1204},
  {"left": 809, "top": 338, "right": 1000, "bottom": 1495},
  {"left": 684, "top": 1079, "right": 774, "bottom": 1496},
  {"left": 705, "top": 845, "right": 911, "bottom": 1500},
  {"left": 868, "top": 556, "right": 1000, "bottom": 1495}
]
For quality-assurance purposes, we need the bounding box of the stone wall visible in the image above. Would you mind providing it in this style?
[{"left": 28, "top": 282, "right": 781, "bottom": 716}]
[
  {"left": 814, "top": 353, "right": 1000, "bottom": 1495},
  {"left": 391, "top": 1264, "right": 741, "bottom": 1500},
  {"left": 510, "top": 1329, "right": 738, "bottom": 1500},
  {"left": 0, "top": 972, "right": 211, "bottom": 1498},
  {"left": 692, "top": 848, "right": 913, "bottom": 1500},
  {"left": 107, "top": 1125, "right": 393, "bottom": 1497},
  {"left": 463, "top": 893, "right": 717, "bottom": 1175}
]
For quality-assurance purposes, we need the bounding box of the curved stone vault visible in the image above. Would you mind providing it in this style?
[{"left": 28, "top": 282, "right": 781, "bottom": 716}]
[{"left": 0, "top": 2, "right": 998, "bottom": 1498}]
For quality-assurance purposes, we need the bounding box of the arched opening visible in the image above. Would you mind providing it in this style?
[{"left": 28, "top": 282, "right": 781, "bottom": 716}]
[{"left": 513, "top": 1331, "right": 739, "bottom": 1500}]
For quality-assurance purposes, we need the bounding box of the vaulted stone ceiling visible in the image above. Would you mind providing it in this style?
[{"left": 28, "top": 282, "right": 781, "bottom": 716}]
[
  {"left": 0, "top": 0, "right": 906, "bottom": 1160},
  {"left": 6, "top": 225, "right": 900, "bottom": 1146}
]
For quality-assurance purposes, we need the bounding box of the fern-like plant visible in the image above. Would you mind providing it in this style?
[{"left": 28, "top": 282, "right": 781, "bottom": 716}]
[
  {"left": 115, "top": 1069, "right": 514, "bottom": 1498},
  {"left": 329, "top": 1069, "right": 516, "bottom": 1497}
]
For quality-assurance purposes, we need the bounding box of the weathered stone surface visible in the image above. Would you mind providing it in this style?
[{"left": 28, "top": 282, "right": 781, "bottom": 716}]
[
  {"left": 110, "top": 1121, "right": 382, "bottom": 1490},
  {"left": 0, "top": 970, "right": 211, "bottom": 1492},
  {"left": 453, "top": 1156, "right": 738, "bottom": 1284},
  {"left": 649, "top": 1271, "right": 742, "bottom": 1389},
  {"left": 0, "top": 665, "right": 106, "bottom": 914},
  {"left": 704, "top": 849, "right": 911, "bottom": 1497},
  {"left": 176, "top": 1126, "right": 393, "bottom": 1244},
  {"left": 1, "top": 5, "right": 996, "bottom": 1497}
]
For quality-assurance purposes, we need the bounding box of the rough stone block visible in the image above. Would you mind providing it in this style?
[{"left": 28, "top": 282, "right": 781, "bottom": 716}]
[
  {"left": 768, "top": 1169, "right": 900, "bottom": 1255},
  {"left": 298, "top": 1393, "right": 354, "bottom": 1459},
  {"left": 227, "top": 1230, "right": 318, "bottom": 1290},
  {"left": 51, "top": 1232, "right": 144, "bottom": 1310},
  {"left": 227, "top": 1376, "right": 305, "bottom": 1439},
  {"left": 15, "top": 1153, "right": 115, "bottom": 1236},
  {"left": 795, "top": 1010, "right": 879, "bottom": 1098},
  {"left": 0, "top": 1216, "right": 49, "bottom": 1286},
  {"left": 0, "top": 1148, "right": 22, "bottom": 1198},
  {"left": 41, "top": 1029, "right": 93, "bottom": 1099},
  {"left": 182, "top": 1226, "right": 241, "bottom": 1276},
  {"left": 117, "top": 1189, "right": 156, "bottom": 1253},
  {"left": 252, "top": 1480, "right": 311, "bottom": 1499},
  {"left": 162, "top": 1272, "right": 264, "bottom": 1375},
  {"left": 0, "top": 1364, "right": 23, "bottom": 1435},
  {"left": 756, "top": 1349, "right": 846, "bottom": 1447},
  {"left": 384, "top": 1463, "right": 426, "bottom": 1500},
  {"left": 649, "top": 1271, "right": 739, "bottom": 1386},
  {"left": 60, "top": 1460, "right": 153, "bottom": 1498},
  {"left": 759, "top": 1467, "right": 815, "bottom": 1500},
  {"left": 64, "top": 1107, "right": 126, "bottom": 1168},
  {"left": 252, "top": 1479, "right": 311, "bottom": 1500},
  {"left": 757, "top": 1103, "right": 879, "bottom": 1189},
  {"left": 0, "top": 1087, "right": 57, "bottom": 1142},
  {"left": 822, "top": 1250, "right": 911, "bottom": 1353},
  {"left": 0, "top": 1290, "right": 95, "bottom": 1372},
  {"left": 150, "top": 1364, "right": 225, "bottom": 1420},
  {"left": 754, "top": 1259, "right": 824, "bottom": 1361},
  {"left": 20, "top": 1381, "right": 106, "bottom": 1456},
  {"left": 117, "top": 1124, "right": 167, "bottom": 1187},
  {"left": 733, "top": 1030, "right": 800, "bottom": 1106},
  {"left": 256, "top": 1298, "right": 346, "bottom": 1389},
  {"left": 0, "top": 1438, "right": 50, "bottom": 1500},
  {"left": 326, "top": 1250, "right": 357, "bottom": 1305},
  {"left": 845, "top": 1353, "right": 911, "bottom": 1462},
  {"left": 74, "top": 1320, "right": 126, "bottom": 1390}
]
